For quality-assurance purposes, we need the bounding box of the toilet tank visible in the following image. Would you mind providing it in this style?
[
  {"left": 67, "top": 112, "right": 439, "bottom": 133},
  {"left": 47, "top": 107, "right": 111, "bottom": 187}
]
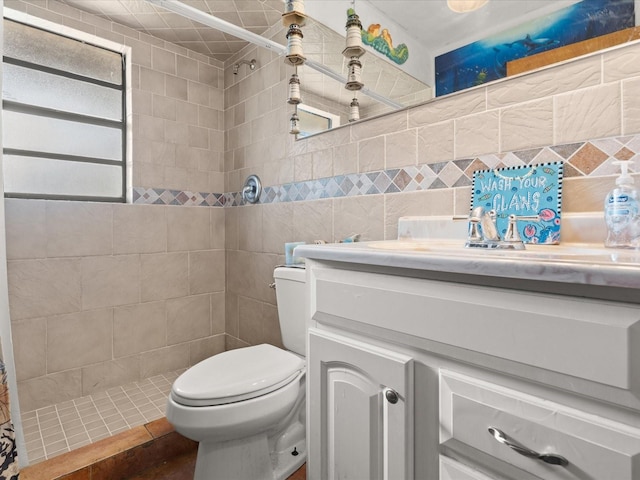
[{"left": 273, "top": 266, "right": 306, "bottom": 356}]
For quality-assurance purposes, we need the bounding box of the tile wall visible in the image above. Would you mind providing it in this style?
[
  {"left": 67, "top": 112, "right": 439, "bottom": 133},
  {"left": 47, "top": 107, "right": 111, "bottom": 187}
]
[
  {"left": 4, "top": 0, "right": 226, "bottom": 413},
  {"left": 222, "top": 32, "right": 640, "bottom": 348}
]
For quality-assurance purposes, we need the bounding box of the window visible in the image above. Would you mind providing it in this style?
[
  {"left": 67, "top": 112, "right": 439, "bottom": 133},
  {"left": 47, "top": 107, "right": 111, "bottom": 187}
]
[
  {"left": 297, "top": 104, "right": 341, "bottom": 138},
  {"left": 2, "top": 15, "right": 128, "bottom": 202}
]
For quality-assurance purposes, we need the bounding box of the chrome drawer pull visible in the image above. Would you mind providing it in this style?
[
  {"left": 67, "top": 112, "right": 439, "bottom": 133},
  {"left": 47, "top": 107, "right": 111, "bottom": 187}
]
[{"left": 488, "top": 427, "right": 569, "bottom": 467}]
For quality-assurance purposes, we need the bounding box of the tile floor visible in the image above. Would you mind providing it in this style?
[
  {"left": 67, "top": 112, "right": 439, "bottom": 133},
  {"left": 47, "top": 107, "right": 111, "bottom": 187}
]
[{"left": 21, "top": 369, "right": 184, "bottom": 465}]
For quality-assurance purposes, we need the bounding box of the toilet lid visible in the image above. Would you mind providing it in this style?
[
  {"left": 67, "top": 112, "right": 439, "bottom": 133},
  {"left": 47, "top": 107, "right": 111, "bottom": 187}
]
[{"left": 171, "top": 344, "right": 305, "bottom": 407}]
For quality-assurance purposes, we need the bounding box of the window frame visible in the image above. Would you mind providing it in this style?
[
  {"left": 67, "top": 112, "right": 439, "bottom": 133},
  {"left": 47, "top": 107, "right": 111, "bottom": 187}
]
[
  {"left": 2, "top": 8, "right": 133, "bottom": 203},
  {"left": 297, "top": 103, "right": 341, "bottom": 138}
]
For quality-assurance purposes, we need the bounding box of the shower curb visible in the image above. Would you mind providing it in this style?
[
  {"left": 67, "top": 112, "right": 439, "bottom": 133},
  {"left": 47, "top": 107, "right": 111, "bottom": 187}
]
[{"left": 20, "top": 418, "right": 196, "bottom": 480}]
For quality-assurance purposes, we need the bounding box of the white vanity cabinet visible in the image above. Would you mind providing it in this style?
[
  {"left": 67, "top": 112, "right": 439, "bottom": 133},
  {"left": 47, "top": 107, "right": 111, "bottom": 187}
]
[
  {"left": 308, "top": 329, "right": 413, "bottom": 480},
  {"left": 304, "top": 259, "right": 640, "bottom": 480}
]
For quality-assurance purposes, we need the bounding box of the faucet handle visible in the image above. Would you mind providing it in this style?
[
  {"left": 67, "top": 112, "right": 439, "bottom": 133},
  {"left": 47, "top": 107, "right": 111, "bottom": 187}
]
[
  {"left": 503, "top": 214, "right": 540, "bottom": 244},
  {"left": 452, "top": 214, "right": 483, "bottom": 242},
  {"left": 474, "top": 208, "right": 500, "bottom": 242},
  {"left": 466, "top": 216, "right": 483, "bottom": 243}
]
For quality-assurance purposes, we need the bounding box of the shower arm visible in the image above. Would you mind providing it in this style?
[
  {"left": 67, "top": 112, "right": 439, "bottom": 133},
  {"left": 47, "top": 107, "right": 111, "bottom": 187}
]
[
  {"left": 233, "top": 59, "right": 257, "bottom": 75},
  {"left": 146, "top": 0, "right": 403, "bottom": 109}
]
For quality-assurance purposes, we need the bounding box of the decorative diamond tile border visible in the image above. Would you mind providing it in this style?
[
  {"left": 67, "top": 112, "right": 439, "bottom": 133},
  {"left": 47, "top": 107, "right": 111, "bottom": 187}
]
[
  {"left": 133, "top": 188, "right": 227, "bottom": 207},
  {"left": 132, "top": 134, "right": 640, "bottom": 208}
]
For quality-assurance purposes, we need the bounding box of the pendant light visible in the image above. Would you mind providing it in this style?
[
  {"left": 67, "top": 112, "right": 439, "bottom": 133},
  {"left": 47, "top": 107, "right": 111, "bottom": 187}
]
[
  {"left": 290, "top": 109, "right": 300, "bottom": 135},
  {"left": 288, "top": 70, "right": 302, "bottom": 104},
  {"left": 349, "top": 97, "right": 360, "bottom": 122},
  {"left": 343, "top": 8, "right": 365, "bottom": 58},
  {"left": 343, "top": 3, "right": 364, "bottom": 93},
  {"left": 283, "top": 0, "right": 306, "bottom": 27},
  {"left": 285, "top": 0, "right": 305, "bottom": 15},
  {"left": 345, "top": 57, "right": 364, "bottom": 90},
  {"left": 285, "top": 23, "right": 305, "bottom": 66},
  {"left": 447, "top": 0, "right": 488, "bottom": 13},
  {"left": 283, "top": 0, "right": 305, "bottom": 133}
]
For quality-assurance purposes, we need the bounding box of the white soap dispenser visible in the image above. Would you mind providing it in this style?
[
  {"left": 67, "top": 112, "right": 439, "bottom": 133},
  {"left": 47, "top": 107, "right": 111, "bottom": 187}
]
[{"left": 604, "top": 160, "right": 640, "bottom": 248}]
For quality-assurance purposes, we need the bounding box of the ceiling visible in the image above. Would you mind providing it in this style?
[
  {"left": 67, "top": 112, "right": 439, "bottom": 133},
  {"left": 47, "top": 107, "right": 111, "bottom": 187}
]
[
  {"left": 57, "top": 0, "right": 432, "bottom": 113},
  {"left": 57, "top": 1, "right": 577, "bottom": 63},
  {"left": 369, "top": 0, "right": 577, "bottom": 55},
  {"left": 58, "top": 1, "right": 575, "bottom": 61},
  {"left": 59, "top": 0, "right": 285, "bottom": 62},
  {"left": 54, "top": 0, "right": 577, "bottom": 114}
]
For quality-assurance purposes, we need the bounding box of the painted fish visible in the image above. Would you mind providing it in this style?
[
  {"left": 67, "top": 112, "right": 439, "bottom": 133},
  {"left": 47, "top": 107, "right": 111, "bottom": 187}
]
[
  {"left": 474, "top": 68, "right": 488, "bottom": 85},
  {"left": 505, "top": 34, "right": 559, "bottom": 52},
  {"left": 543, "top": 182, "right": 555, "bottom": 193}
]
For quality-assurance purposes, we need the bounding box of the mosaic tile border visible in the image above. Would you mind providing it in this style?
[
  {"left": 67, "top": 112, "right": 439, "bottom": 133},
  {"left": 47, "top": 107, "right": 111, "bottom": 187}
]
[
  {"left": 132, "top": 188, "right": 228, "bottom": 207},
  {"left": 132, "top": 135, "right": 640, "bottom": 207}
]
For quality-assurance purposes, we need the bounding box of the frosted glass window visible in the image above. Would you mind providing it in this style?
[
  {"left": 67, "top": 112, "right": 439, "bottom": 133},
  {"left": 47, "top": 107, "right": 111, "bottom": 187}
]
[
  {"left": 3, "top": 155, "right": 123, "bottom": 198},
  {"left": 4, "top": 20, "right": 122, "bottom": 85},
  {"left": 2, "top": 17, "right": 126, "bottom": 202},
  {"left": 3, "top": 111, "right": 122, "bottom": 161},
  {"left": 3, "top": 63, "right": 122, "bottom": 121}
]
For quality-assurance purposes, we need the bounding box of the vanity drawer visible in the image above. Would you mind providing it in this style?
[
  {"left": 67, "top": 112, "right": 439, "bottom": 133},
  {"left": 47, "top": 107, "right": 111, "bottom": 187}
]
[
  {"left": 310, "top": 265, "right": 640, "bottom": 391},
  {"left": 440, "top": 370, "right": 640, "bottom": 480}
]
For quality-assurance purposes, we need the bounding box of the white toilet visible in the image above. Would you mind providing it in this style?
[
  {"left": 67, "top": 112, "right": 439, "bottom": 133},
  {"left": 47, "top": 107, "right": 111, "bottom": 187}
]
[{"left": 166, "top": 266, "right": 307, "bottom": 480}]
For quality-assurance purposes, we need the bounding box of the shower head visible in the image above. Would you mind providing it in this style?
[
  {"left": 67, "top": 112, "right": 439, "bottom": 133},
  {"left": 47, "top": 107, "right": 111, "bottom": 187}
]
[{"left": 233, "top": 59, "right": 257, "bottom": 75}]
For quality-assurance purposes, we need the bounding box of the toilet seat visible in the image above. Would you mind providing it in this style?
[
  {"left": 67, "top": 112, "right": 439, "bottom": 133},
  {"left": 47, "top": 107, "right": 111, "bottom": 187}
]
[{"left": 171, "top": 344, "right": 305, "bottom": 407}]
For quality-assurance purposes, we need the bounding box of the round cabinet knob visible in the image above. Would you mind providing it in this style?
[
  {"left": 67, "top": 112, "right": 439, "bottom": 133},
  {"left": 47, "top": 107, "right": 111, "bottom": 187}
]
[{"left": 384, "top": 388, "right": 399, "bottom": 404}]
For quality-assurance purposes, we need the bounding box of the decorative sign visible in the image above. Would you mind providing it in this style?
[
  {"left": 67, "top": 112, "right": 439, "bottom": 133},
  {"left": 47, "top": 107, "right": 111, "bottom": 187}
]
[{"left": 470, "top": 162, "right": 564, "bottom": 244}]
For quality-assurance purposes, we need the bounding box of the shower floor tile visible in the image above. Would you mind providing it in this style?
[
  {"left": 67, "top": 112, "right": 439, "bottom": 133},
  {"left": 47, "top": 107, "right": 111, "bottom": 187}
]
[{"left": 21, "top": 369, "right": 184, "bottom": 465}]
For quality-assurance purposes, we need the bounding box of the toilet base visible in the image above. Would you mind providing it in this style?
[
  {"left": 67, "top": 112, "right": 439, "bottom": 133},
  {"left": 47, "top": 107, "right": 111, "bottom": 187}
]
[
  {"left": 271, "top": 436, "right": 306, "bottom": 480},
  {"left": 194, "top": 431, "right": 306, "bottom": 480}
]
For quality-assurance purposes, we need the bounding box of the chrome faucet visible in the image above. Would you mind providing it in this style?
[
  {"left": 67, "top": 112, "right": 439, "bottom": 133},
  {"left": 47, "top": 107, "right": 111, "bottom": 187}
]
[
  {"left": 470, "top": 207, "right": 500, "bottom": 242},
  {"left": 465, "top": 207, "right": 539, "bottom": 250}
]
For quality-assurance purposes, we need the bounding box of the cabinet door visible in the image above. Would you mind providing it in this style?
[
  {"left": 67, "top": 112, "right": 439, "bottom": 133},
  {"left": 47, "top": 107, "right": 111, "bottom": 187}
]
[{"left": 308, "top": 329, "right": 414, "bottom": 480}]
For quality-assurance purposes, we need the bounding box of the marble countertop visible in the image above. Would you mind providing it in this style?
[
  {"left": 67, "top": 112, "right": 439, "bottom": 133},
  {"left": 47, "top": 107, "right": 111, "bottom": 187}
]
[
  {"left": 296, "top": 239, "right": 640, "bottom": 290},
  {"left": 296, "top": 215, "right": 640, "bottom": 302},
  {"left": 297, "top": 214, "right": 640, "bottom": 289}
]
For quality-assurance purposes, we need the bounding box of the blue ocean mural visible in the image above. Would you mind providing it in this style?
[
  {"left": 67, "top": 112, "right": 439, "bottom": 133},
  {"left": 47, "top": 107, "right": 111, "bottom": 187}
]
[{"left": 435, "top": 0, "right": 635, "bottom": 96}]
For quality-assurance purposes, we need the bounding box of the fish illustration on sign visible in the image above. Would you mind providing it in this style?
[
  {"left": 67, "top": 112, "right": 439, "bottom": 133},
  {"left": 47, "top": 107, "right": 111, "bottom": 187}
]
[{"left": 532, "top": 207, "right": 562, "bottom": 245}]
